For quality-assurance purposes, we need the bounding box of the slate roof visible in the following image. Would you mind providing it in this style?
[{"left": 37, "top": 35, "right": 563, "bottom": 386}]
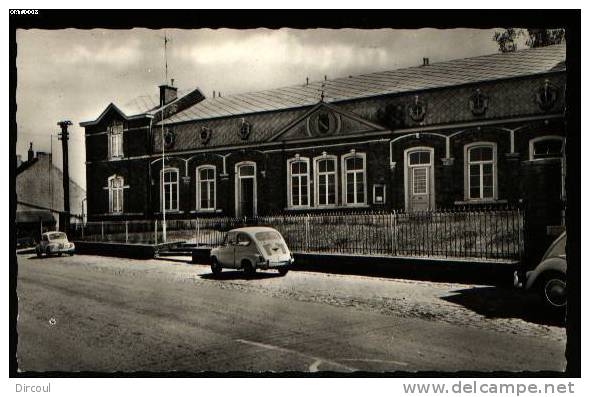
[
  {"left": 160, "top": 44, "right": 566, "bottom": 125},
  {"left": 119, "top": 89, "right": 192, "bottom": 116}
]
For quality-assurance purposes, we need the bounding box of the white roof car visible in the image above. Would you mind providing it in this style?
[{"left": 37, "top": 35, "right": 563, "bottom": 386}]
[{"left": 210, "top": 227, "right": 294, "bottom": 276}]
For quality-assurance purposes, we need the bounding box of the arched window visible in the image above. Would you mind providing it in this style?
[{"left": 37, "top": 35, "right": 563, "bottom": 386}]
[
  {"left": 313, "top": 154, "right": 338, "bottom": 207},
  {"left": 196, "top": 165, "right": 216, "bottom": 211},
  {"left": 342, "top": 152, "right": 367, "bottom": 206},
  {"left": 161, "top": 168, "right": 179, "bottom": 212},
  {"left": 529, "top": 136, "right": 564, "bottom": 160},
  {"left": 465, "top": 143, "right": 497, "bottom": 201},
  {"left": 108, "top": 120, "right": 124, "bottom": 159},
  {"left": 107, "top": 175, "right": 124, "bottom": 213},
  {"left": 287, "top": 156, "right": 310, "bottom": 208}
]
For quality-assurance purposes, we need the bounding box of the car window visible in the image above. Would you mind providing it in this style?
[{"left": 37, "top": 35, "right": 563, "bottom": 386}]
[
  {"left": 255, "top": 231, "right": 282, "bottom": 242},
  {"left": 48, "top": 232, "right": 67, "bottom": 240},
  {"left": 545, "top": 233, "right": 566, "bottom": 259},
  {"left": 236, "top": 233, "right": 251, "bottom": 245},
  {"left": 226, "top": 232, "right": 237, "bottom": 245},
  {"left": 42, "top": 235, "right": 48, "bottom": 242}
]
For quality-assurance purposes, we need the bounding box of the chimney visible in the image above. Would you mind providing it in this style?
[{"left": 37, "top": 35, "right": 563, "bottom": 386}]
[
  {"left": 422, "top": 57, "right": 429, "bottom": 66},
  {"left": 159, "top": 84, "right": 178, "bottom": 107},
  {"left": 27, "top": 142, "right": 34, "bottom": 162}
]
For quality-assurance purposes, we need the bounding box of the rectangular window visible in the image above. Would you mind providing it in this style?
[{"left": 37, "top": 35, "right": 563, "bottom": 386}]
[
  {"left": 109, "top": 121, "right": 124, "bottom": 159},
  {"left": 162, "top": 169, "right": 179, "bottom": 211},
  {"left": 413, "top": 168, "right": 428, "bottom": 195},
  {"left": 108, "top": 176, "right": 124, "bottom": 213},
  {"left": 197, "top": 166, "right": 216, "bottom": 210},
  {"left": 467, "top": 144, "right": 496, "bottom": 200},
  {"left": 343, "top": 153, "right": 366, "bottom": 205},
  {"left": 288, "top": 158, "right": 310, "bottom": 207}
]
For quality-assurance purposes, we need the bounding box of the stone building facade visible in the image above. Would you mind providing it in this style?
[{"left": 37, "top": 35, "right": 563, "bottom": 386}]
[{"left": 82, "top": 44, "right": 567, "bottom": 255}]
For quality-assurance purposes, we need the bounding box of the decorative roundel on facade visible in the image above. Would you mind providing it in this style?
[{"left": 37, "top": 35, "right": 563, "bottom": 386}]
[
  {"left": 238, "top": 119, "right": 252, "bottom": 140},
  {"left": 536, "top": 79, "right": 558, "bottom": 111},
  {"left": 307, "top": 109, "right": 340, "bottom": 136},
  {"left": 408, "top": 95, "right": 427, "bottom": 122},
  {"left": 200, "top": 126, "right": 212, "bottom": 144},
  {"left": 163, "top": 129, "right": 176, "bottom": 149},
  {"left": 469, "top": 89, "right": 489, "bottom": 116}
]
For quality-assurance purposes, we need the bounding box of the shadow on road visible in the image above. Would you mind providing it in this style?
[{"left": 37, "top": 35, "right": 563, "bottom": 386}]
[
  {"left": 441, "top": 286, "right": 565, "bottom": 327},
  {"left": 200, "top": 270, "right": 285, "bottom": 281}
]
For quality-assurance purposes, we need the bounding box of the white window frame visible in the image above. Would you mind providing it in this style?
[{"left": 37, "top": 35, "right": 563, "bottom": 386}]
[
  {"left": 160, "top": 167, "right": 180, "bottom": 212},
  {"left": 107, "top": 175, "right": 125, "bottom": 214},
  {"left": 528, "top": 135, "right": 564, "bottom": 160},
  {"left": 234, "top": 161, "right": 257, "bottom": 217},
  {"left": 412, "top": 167, "right": 429, "bottom": 195},
  {"left": 373, "top": 184, "right": 386, "bottom": 205},
  {"left": 108, "top": 121, "right": 124, "bottom": 159},
  {"left": 341, "top": 151, "right": 367, "bottom": 206},
  {"left": 196, "top": 165, "right": 216, "bottom": 211},
  {"left": 464, "top": 142, "right": 498, "bottom": 202},
  {"left": 287, "top": 156, "right": 311, "bottom": 208},
  {"left": 313, "top": 154, "right": 338, "bottom": 208}
]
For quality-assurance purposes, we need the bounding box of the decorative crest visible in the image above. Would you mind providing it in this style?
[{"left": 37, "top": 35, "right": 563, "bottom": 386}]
[
  {"left": 238, "top": 118, "right": 252, "bottom": 140},
  {"left": 469, "top": 89, "right": 489, "bottom": 116},
  {"left": 200, "top": 126, "right": 212, "bottom": 144},
  {"left": 536, "top": 79, "right": 558, "bottom": 111},
  {"left": 163, "top": 129, "right": 176, "bottom": 149},
  {"left": 408, "top": 95, "right": 427, "bottom": 122}
]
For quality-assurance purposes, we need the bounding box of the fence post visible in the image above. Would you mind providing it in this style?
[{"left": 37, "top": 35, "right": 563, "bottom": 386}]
[
  {"left": 101, "top": 221, "right": 104, "bottom": 240},
  {"left": 305, "top": 214, "right": 309, "bottom": 251},
  {"left": 155, "top": 219, "right": 158, "bottom": 245},
  {"left": 392, "top": 211, "right": 398, "bottom": 255},
  {"left": 125, "top": 221, "right": 129, "bottom": 244}
]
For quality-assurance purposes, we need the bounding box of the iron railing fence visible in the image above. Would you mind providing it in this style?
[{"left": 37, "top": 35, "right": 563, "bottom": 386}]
[{"left": 72, "top": 207, "right": 524, "bottom": 260}]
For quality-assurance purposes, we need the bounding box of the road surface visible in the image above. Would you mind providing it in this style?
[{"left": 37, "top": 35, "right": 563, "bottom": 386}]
[{"left": 16, "top": 254, "right": 566, "bottom": 373}]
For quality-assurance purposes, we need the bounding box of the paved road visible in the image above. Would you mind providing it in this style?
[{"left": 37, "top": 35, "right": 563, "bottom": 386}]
[{"left": 16, "top": 254, "right": 566, "bottom": 373}]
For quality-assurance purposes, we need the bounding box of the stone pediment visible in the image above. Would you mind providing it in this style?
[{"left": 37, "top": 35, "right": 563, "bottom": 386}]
[{"left": 268, "top": 102, "right": 387, "bottom": 142}]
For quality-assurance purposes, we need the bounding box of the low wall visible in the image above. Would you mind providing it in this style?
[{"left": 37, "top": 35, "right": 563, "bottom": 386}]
[
  {"left": 74, "top": 241, "right": 156, "bottom": 259},
  {"left": 192, "top": 248, "right": 518, "bottom": 286}
]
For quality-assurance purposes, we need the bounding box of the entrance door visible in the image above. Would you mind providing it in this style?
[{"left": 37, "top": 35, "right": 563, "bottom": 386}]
[
  {"left": 236, "top": 162, "right": 257, "bottom": 218},
  {"left": 239, "top": 178, "right": 254, "bottom": 218},
  {"left": 405, "top": 148, "right": 434, "bottom": 212}
]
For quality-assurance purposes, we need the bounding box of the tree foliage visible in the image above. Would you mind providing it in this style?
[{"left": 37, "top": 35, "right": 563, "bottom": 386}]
[{"left": 493, "top": 28, "right": 565, "bottom": 52}]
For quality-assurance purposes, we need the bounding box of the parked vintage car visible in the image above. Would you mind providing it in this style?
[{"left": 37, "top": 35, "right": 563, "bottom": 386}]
[
  {"left": 514, "top": 231, "right": 567, "bottom": 311},
  {"left": 210, "top": 227, "right": 294, "bottom": 276},
  {"left": 36, "top": 231, "right": 75, "bottom": 257}
]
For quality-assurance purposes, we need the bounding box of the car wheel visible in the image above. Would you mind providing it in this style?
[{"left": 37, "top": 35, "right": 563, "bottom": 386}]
[
  {"left": 58, "top": 253, "right": 62, "bottom": 257},
  {"left": 278, "top": 268, "right": 289, "bottom": 276},
  {"left": 242, "top": 260, "right": 255, "bottom": 276},
  {"left": 539, "top": 272, "right": 567, "bottom": 309},
  {"left": 211, "top": 258, "right": 222, "bottom": 276}
]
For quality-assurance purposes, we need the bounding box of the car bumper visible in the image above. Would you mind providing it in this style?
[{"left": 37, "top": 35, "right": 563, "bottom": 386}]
[
  {"left": 48, "top": 246, "right": 75, "bottom": 254},
  {"left": 258, "top": 258, "right": 294, "bottom": 269}
]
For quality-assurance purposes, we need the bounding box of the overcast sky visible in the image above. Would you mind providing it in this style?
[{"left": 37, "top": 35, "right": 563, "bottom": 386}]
[{"left": 16, "top": 28, "right": 515, "bottom": 189}]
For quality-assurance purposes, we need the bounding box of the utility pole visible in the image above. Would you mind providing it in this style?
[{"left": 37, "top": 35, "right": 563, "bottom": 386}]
[{"left": 58, "top": 120, "right": 72, "bottom": 233}]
